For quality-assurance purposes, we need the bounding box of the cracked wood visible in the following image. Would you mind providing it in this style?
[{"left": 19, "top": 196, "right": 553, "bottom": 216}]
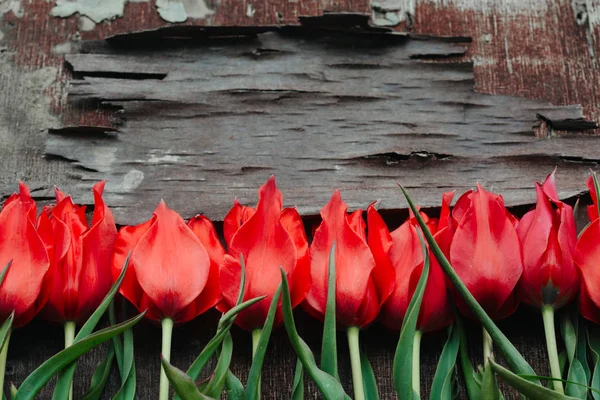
[{"left": 49, "top": 30, "right": 599, "bottom": 225}]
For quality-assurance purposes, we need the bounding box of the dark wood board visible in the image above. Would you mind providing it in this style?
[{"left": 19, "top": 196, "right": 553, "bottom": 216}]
[
  {"left": 0, "top": 1, "right": 599, "bottom": 399},
  {"left": 41, "top": 31, "right": 598, "bottom": 224}
]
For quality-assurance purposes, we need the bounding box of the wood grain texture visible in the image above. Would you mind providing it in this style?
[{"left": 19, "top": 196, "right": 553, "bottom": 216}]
[
  {"left": 46, "top": 31, "right": 598, "bottom": 225},
  {"left": 0, "top": 1, "right": 599, "bottom": 399}
]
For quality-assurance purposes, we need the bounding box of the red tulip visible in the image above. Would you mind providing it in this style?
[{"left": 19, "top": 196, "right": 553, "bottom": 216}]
[
  {"left": 517, "top": 172, "right": 578, "bottom": 309},
  {"left": 304, "top": 191, "right": 394, "bottom": 328},
  {"left": 587, "top": 175, "right": 599, "bottom": 222},
  {"left": 450, "top": 185, "right": 523, "bottom": 320},
  {"left": 220, "top": 176, "right": 311, "bottom": 331},
  {"left": 112, "top": 201, "right": 221, "bottom": 323},
  {"left": 368, "top": 193, "right": 454, "bottom": 333},
  {"left": 0, "top": 183, "right": 50, "bottom": 327},
  {"left": 576, "top": 204, "right": 600, "bottom": 324},
  {"left": 38, "top": 182, "right": 117, "bottom": 323}
]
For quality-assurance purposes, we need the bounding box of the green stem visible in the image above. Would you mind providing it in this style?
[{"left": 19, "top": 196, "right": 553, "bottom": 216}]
[
  {"left": 64, "top": 321, "right": 76, "bottom": 348},
  {"left": 541, "top": 305, "right": 564, "bottom": 394},
  {"left": 347, "top": 326, "right": 365, "bottom": 400},
  {"left": 252, "top": 329, "right": 262, "bottom": 357},
  {"left": 64, "top": 321, "right": 76, "bottom": 400},
  {"left": 0, "top": 330, "right": 11, "bottom": 398},
  {"left": 412, "top": 330, "right": 422, "bottom": 398},
  {"left": 160, "top": 318, "right": 174, "bottom": 400},
  {"left": 483, "top": 327, "right": 493, "bottom": 366},
  {"left": 252, "top": 328, "right": 262, "bottom": 400}
]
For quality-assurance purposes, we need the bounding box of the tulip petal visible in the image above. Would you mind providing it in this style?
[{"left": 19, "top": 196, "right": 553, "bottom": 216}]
[
  {"left": 517, "top": 184, "right": 553, "bottom": 305},
  {"left": 353, "top": 278, "right": 380, "bottom": 328},
  {"left": 423, "top": 228, "right": 453, "bottom": 332},
  {"left": 280, "top": 208, "right": 312, "bottom": 310},
  {"left": 175, "top": 258, "right": 221, "bottom": 323},
  {"left": 306, "top": 190, "right": 376, "bottom": 327},
  {"left": 380, "top": 221, "right": 420, "bottom": 331},
  {"left": 382, "top": 220, "right": 451, "bottom": 332},
  {"left": 76, "top": 182, "right": 117, "bottom": 321},
  {"left": 223, "top": 199, "right": 255, "bottom": 247},
  {"left": 438, "top": 191, "right": 455, "bottom": 232},
  {"left": 0, "top": 185, "right": 50, "bottom": 327},
  {"left": 450, "top": 190, "right": 473, "bottom": 226},
  {"left": 450, "top": 185, "right": 522, "bottom": 319},
  {"left": 554, "top": 202, "right": 578, "bottom": 306},
  {"left": 221, "top": 177, "right": 297, "bottom": 330},
  {"left": 366, "top": 205, "right": 395, "bottom": 310},
  {"left": 576, "top": 219, "right": 600, "bottom": 310},
  {"left": 132, "top": 201, "right": 211, "bottom": 318},
  {"left": 112, "top": 219, "right": 154, "bottom": 315},
  {"left": 348, "top": 209, "right": 367, "bottom": 241},
  {"left": 367, "top": 205, "right": 393, "bottom": 275},
  {"left": 188, "top": 215, "right": 226, "bottom": 268},
  {"left": 541, "top": 171, "right": 559, "bottom": 201},
  {"left": 580, "top": 281, "right": 600, "bottom": 325},
  {"left": 518, "top": 173, "right": 578, "bottom": 308}
]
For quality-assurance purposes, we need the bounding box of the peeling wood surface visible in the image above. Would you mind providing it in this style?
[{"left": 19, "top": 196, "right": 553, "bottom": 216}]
[
  {"left": 0, "top": 0, "right": 598, "bottom": 218},
  {"left": 0, "top": 0, "right": 599, "bottom": 399},
  {"left": 46, "top": 31, "right": 597, "bottom": 225}
]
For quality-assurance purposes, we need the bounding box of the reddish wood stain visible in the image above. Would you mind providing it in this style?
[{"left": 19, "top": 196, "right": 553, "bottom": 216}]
[{"left": 0, "top": 0, "right": 598, "bottom": 128}]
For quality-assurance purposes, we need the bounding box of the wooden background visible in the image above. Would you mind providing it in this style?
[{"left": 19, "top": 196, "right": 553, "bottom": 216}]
[{"left": 1, "top": 0, "right": 600, "bottom": 398}]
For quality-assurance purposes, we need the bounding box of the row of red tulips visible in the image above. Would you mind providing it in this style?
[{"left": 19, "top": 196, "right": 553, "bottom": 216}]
[
  {"left": 2, "top": 173, "right": 597, "bottom": 332},
  {"left": 0, "top": 171, "right": 599, "bottom": 398}
]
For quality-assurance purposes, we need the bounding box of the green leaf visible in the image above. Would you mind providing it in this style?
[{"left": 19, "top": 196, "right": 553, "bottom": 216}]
[
  {"left": 0, "top": 260, "right": 11, "bottom": 287},
  {"left": 321, "top": 243, "right": 339, "bottom": 380},
  {"left": 0, "top": 313, "right": 14, "bottom": 355},
  {"left": 203, "top": 332, "right": 234, "bottom": 398},
  {"left": 361, "top": 350, "right": 380, "bottom": 400},
  {"left": 393, "top": 230, "right": 430, "bottom": 399},
  {"left": 490, "top": 359, "right": 577, "bottom": 400},
  {"left": 108, "top": 300, "right": 137, "bottom": 400},
  {"left": 113, "top": 328, "right": 136, "bottom": 400},
  {"left": 559, "top": 351, "right": 568, "bottom": 378},
  {"left": 430, "top": 324, "right": 460, "bottom": 400},
  {"left": 114, "top": 363, "right": 136, "bottom": 400},
  {"left": 279, "top": 268, "right": 347, "bottom": 400},
  {"left": 15, "top": 312, "right": 145, "bottom": 400},
  {"left": 593, "top": 173, "right": 600, "bottom": 221},
  {"left": 480, "top": 363, "right": 500, "bottom": 400},
  {"left": 53, "top": 253, "right": 132, "bottom": 400},
  {"left": 588, "top": 325, "right": 600, "bottom": 400},
  {"left": 575, "top": 318, "right": 590, "bottom": 383},
  {"left": 108, "top": 301, "right": 124, "bottom": 372},
  {"left": 561, "top": 312, "right": 577, "bottom": 364},
  {"left": 186, "top": 296, "right": 264, "bottom": 382},
  {"left": 79, "top": 253, "right": 131, "bottom": 341},
  {"left": 561, "top": 310, "right": 588, "bottom": 398},
  {"left": 245, "top": 284, "right": 282, "bottom": 400},
  {"left": 175, "top": 259, "right": 263, "bottom": 400},
  {"left": 291, "top": 358, "right": 304, "bottom": 400},
  {"left": 160, "top": 356, "right": 213, "bottom": 400},
  {"left": 566, "top": 360, "right": 588, "bottom": 399},
  {"left": 218, "top": 296, "right": 266, "bottom": 331},
  {"left": 225, "top": 370, "right": 244, "bottom": 400},
  {"left": 517, "top": 375, "right": 600, "bottom": 395},
  {"left": 400, "top": 186, "right": 538, "bottom": 379},
  {"left": 81, "top": 345, "right": 115, "bottom": 400}
]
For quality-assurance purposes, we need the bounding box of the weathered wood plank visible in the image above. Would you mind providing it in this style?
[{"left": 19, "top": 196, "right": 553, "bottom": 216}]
[
  {"left": 0, "top": 2, "right": 598, "bottom": 399},
  {"left": 47, "top": 31, "right": 598, "bottom": 224}
]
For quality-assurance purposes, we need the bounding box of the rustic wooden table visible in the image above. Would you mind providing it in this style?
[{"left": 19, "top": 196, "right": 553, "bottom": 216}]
[{"left": 1, "top": 0, "right": 599, "bottom": 398}]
